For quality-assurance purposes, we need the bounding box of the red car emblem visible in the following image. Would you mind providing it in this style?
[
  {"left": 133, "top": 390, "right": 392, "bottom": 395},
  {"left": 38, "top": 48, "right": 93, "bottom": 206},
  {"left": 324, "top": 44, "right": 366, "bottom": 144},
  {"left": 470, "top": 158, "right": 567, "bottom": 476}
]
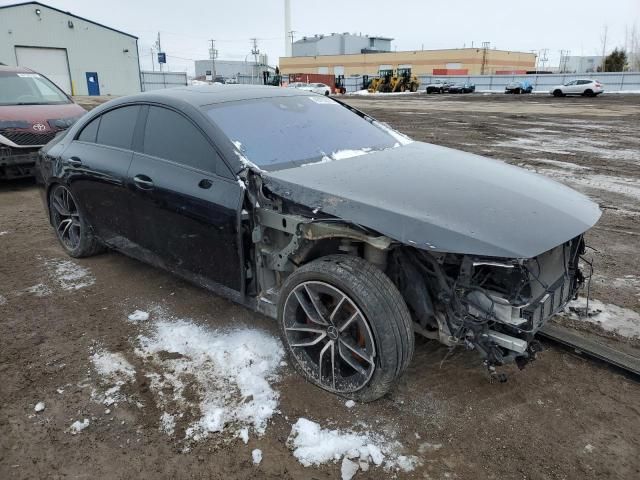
[{"left": 32, "top": 123, "right": 46, "bottom": 132}]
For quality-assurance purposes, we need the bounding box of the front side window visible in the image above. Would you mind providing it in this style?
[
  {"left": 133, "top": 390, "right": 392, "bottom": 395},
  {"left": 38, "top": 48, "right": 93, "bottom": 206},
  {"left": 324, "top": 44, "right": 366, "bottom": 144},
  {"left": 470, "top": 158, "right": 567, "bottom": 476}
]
[
  {"left": 142, "top": 106, "right": 218, "bottom": 173},
  {"left": 206, "top": 95, "right": 403, "bottom": 171},
  {"left": 0, "top": 71, "right": 70, "bottom": 106},
  {"left": 96, "top": 106, "right": 140, "bottom": 150}
]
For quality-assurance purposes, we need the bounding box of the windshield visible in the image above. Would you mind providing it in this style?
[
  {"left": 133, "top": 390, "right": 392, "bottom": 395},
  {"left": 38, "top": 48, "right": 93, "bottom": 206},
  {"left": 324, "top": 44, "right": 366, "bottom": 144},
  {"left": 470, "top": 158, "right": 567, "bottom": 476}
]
[
  {"left": 0, "top": 72, "right": 70, "bottom": 106},
  {"left": 206, "top": 95, "right": 405, "bottom": 170}
]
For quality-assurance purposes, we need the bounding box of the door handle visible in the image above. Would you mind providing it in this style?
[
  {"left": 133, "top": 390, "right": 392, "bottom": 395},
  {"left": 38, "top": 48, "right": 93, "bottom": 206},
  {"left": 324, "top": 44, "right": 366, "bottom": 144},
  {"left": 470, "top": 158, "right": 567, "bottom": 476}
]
[
  {"left": 198, "top": 179, "right": 213, "bottom": 189},
  {"left": 67, "top": 156, "right": 82, "bottom": 167},
  {"left": 133, "top": 174, "right": 154, "bottom": 190}
]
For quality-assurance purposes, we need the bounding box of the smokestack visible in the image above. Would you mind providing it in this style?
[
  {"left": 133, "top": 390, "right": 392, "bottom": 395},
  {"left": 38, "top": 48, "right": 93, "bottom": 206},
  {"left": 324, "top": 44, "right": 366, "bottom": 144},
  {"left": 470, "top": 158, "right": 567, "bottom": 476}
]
[{"left": 284, "top": 0, "right": 292, "bottom": 57}]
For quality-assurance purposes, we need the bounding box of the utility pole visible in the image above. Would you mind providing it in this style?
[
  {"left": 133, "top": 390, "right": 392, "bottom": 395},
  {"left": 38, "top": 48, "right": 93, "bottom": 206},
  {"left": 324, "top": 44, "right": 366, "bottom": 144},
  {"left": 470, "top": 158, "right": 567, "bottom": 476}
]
[
  {"left": 539, "top": 49, "right": 549, "bottom": 71},
  {"left": 156, "top": 32, "right": 163, "bottom": 72},
  {"left": 288, "top": 30, "right": 296, "bottom": 56},
  {"left": 209, "top": 39, "right": 218, "bottom": 80},
  {"left": 251, "top": 38, "right": 260, "bottom": 84},
  {"left": 151, "top": 47, "right": 155, "bottom": 72},
  {"left": 480, "top": 41, "right": 490, "bottom": 75}
]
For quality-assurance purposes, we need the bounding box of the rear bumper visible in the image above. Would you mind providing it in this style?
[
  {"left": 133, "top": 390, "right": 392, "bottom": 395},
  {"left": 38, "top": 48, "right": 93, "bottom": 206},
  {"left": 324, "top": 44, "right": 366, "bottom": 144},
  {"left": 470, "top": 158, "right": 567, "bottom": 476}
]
[{"left": 0, "top": 148, "right": 39, "bottom": 179}]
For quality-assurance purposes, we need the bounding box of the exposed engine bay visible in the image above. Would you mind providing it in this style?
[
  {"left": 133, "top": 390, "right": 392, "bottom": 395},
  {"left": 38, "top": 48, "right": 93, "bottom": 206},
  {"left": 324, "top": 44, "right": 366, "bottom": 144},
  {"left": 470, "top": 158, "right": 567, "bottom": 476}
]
[{"left": 240, "top": 172, "right": 589, "bottom": 380}]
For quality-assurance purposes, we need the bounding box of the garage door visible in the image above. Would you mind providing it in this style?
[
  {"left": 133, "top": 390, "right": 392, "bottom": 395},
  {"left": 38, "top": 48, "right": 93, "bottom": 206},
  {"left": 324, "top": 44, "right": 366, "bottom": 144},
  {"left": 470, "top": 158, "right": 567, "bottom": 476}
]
[{"left": 15, "top": 47, "right": 72, "bottom": 95}]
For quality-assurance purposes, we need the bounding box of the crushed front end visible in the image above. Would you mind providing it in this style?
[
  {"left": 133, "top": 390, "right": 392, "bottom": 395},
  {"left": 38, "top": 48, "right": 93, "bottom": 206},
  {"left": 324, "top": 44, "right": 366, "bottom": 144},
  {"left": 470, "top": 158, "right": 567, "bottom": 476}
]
[{"left": 390, "top": 236, "right": 587, "bottom": 379}]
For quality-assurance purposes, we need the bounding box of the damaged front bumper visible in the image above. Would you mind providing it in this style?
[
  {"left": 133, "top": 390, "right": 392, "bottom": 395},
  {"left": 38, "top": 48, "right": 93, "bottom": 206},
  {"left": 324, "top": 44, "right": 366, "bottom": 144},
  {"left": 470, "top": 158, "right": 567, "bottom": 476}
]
[
  {"left": 0, "top": 146, "right": 39, "bottom": 179},
  {"left": 405, "top": 235, "right": 586, "bottom": 375}
]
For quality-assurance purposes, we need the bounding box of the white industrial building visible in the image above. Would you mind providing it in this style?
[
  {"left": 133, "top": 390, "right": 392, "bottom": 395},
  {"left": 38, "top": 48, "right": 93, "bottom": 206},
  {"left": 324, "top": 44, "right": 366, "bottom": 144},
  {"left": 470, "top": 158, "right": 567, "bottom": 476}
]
[
  {"left": 0, "top": 1, "right": 141, "bottom": 95},
  {"left": 292, "top": 33, "right": 393, "bottom": 57}
]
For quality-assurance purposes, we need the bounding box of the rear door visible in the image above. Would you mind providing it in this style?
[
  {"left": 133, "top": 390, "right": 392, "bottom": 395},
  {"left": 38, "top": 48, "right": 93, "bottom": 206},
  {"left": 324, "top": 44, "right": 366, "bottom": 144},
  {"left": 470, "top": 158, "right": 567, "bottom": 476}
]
[
  {"left": 128, "top": 105, "right": 243, "bottom": 291},
  {"left": 63, "top": 105, "right": 142, "bottom": 248}
]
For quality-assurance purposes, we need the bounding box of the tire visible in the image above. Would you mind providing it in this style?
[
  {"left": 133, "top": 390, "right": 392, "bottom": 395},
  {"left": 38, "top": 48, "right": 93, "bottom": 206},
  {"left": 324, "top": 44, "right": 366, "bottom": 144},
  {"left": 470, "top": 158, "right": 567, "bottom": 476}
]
[
  {"left": 584, "top": 89, "right": 594, "bottom": 97},
  {"left": 553, "top": 89, "right": 564, "bottom": 97},
  {"left": 49, "top": 184, "right": 104, "bottom": 258},
  {"left": 324, "top": 90, "right": 330, "bottom": 96},
  {"left": 278, "top": 255, "right": 414, "bottom": 402}
]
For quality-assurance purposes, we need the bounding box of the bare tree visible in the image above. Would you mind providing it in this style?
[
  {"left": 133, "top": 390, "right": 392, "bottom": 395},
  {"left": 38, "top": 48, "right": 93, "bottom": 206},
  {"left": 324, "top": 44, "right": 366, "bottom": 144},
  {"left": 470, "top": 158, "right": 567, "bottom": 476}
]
[
  {"left": 600, "top": 25, "right": 608, "bottom": 72},
  {"left": 628, "top": 23, "right": 640, "bottom": 72}
]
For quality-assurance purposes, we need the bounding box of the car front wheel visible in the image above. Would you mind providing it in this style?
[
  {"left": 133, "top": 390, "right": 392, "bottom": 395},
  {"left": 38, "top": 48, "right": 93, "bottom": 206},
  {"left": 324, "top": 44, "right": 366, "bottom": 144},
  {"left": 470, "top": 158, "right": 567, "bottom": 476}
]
[
  {"left": 553, "top": 89, "right": 564, "bottom": 97},
  {"left": 49, "top": 184, "right": 103, "bottom": 258},
  {"left": 278, "top": 255, "right": 414, "bottom": 402}
]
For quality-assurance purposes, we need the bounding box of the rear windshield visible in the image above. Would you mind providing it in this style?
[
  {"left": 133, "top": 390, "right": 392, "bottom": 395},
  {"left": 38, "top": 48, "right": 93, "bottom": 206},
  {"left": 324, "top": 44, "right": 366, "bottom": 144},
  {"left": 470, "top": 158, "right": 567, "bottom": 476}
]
[
  {"left": 0, "top": 71, "right": 70, "bottom": 106},
  {"left": 205, "top": 95, "right": 403, "bottom": 170}
]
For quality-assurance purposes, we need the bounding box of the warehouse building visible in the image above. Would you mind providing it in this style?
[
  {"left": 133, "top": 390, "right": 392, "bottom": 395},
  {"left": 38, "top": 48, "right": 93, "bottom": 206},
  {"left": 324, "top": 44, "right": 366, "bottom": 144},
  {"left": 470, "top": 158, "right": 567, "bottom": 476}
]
[
  {"left": 194, "top": 55, "right": 275, "bottom": 80},
  {"left": 0, "top": 2, "right": 141, "bottom": 95},
  {"left": 280, "top": 34, "right": 536, "bottom": 77},
  {"left": 292, "top": 33, "right": 393, "bottom": 56}
]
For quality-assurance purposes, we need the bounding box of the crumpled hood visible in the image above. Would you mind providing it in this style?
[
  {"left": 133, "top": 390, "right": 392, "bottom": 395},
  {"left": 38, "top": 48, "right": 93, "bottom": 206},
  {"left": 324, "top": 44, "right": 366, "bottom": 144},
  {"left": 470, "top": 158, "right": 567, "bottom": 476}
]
[{"left": 263, "top": 142, "right": 601, "bottom": 258}]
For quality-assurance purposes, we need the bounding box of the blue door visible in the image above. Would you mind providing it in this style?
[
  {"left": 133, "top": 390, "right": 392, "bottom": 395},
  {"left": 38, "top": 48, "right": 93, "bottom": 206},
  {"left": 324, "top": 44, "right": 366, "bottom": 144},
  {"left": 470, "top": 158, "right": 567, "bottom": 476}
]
[{"left": 85, "top": 72, "right": 100, "bottom": 96}]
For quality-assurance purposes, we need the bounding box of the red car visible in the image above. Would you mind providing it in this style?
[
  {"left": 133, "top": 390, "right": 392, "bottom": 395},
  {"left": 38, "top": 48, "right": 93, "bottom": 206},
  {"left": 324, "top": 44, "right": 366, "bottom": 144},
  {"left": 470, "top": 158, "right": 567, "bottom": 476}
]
[{"left": 0, "top": 66, "right": 86, "bottom": 180}]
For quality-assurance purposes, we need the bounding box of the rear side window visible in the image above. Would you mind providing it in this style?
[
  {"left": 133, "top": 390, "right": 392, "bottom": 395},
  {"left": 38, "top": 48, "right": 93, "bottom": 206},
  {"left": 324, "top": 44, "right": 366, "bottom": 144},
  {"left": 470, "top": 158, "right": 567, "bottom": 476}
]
[
  {"left": 77, "top": 117, "right": 100, "bottom": 143},
  {"left": 142, "top": 106, "right": 217, "bottom": 173},
  {"left": 96, "top": 106, "right": 140, "bottom": 150}
]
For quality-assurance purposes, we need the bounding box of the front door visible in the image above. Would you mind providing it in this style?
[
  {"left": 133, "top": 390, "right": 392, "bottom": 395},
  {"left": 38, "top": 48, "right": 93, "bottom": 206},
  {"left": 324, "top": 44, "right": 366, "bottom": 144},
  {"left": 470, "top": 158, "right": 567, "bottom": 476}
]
[
  {"left": 127, "top": 105, "right": 243, "bottom": 291},
  {"left": 86, "top": 72, "right": 100, "bottom": 96}
]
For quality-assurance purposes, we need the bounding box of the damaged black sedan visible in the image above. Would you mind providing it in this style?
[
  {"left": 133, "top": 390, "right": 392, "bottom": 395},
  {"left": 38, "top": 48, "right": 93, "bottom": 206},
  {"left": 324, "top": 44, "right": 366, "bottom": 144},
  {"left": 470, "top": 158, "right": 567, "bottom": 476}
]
[{"left": 36, "top": 85, "right": 601, "bottom": 401}]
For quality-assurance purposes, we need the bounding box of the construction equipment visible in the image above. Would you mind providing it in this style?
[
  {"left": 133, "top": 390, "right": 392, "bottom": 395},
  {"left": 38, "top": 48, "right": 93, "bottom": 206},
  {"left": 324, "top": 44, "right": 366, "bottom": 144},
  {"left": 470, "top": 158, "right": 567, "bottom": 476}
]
[{"left": 367, "top": 68, "right": 420, "bottom": 93}]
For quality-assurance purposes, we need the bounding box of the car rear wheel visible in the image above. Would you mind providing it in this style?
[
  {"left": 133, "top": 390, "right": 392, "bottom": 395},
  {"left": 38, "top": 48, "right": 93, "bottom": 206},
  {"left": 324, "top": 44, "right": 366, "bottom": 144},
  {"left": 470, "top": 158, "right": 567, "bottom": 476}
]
[
  {"left": 278, "top": 255, "right": 414, "bottom": 402},
  {"left": 553, "top": 89, "right": 564, "bottom": 97},
  {"left": 49, "top": 184, "right": 103, "bottom": 258},
  {"left": 584, "top": 89, "right": 594, "bottom": 97}
]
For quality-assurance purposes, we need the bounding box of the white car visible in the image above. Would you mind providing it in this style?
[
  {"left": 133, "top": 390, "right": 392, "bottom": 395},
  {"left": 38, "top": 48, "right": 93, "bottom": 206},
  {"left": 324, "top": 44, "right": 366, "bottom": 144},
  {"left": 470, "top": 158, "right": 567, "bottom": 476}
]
[
  {"left": 289, "top": 82, "right": 332, "bottom": 96},
  {"left": 550, "top": 79, "right": 604, "bottom": 97}
]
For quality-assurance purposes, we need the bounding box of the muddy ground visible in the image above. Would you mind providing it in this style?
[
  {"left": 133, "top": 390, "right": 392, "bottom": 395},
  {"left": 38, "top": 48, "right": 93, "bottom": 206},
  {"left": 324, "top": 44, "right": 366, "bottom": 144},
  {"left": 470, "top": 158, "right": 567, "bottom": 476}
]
[{"left": 1, "top": 93, "right": 639, "bottom": 480}]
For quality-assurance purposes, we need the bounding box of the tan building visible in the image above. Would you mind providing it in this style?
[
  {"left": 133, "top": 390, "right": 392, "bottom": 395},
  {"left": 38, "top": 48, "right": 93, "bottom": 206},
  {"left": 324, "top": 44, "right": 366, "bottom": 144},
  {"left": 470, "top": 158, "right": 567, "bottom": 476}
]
[{"left": 280, "top": 48, "right": 536, "bottom": 76}]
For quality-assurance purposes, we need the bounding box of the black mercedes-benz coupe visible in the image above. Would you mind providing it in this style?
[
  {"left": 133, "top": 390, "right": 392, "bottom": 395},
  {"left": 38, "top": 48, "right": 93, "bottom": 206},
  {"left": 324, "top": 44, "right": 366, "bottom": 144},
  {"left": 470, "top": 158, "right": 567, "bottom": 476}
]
[{"left": 36, "top": 85, "right": 601, "bottom": 401}]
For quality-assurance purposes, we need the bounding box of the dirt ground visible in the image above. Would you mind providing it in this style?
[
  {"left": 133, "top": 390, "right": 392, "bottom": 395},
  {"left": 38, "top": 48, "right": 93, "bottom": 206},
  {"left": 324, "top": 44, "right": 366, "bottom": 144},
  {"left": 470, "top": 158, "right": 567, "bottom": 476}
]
[{"left": 1, "top": 93, "right": 639, "bottom": 480}]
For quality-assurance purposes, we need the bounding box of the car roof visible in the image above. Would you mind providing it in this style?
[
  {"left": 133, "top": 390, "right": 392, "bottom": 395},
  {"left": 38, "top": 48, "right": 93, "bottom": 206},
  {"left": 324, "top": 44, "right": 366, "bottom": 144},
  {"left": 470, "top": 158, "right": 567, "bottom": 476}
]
[
  {"left": 116, "top": 84, "right": 312, "bottom": 108},
  {"left": 0, "top": 65, "right": 34, "bottom": 74}
]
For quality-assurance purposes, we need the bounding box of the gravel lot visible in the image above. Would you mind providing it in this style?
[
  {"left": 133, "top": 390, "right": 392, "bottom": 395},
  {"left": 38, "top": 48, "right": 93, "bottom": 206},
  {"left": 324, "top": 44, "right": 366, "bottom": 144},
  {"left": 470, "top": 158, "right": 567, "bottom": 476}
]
[{"left": 1, "top": 93, "right": 639, "bottom": 480}]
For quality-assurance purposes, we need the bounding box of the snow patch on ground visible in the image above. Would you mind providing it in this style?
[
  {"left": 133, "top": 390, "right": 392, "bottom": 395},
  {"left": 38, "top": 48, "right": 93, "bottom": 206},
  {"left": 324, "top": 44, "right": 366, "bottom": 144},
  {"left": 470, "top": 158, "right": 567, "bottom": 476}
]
[
  {"left": 135, "top": 312, "right": 284, "bottom": 443},
  {"left": 92, "top": 350, "right": 136, "bottom": 381},
  {"left": 69, "top": 419, "right": 90, "bottom": 434},
  {"left": 159, "top": 412, "right": 176, "bottom": 435},
  {"left": 0, "top": 294, "right": 6, "bottom": 305},
  {"left": 34, "top": 401, "right": 45, "bottom": 412},
  {"left": 252, "top": 448, "right": 263, "bottom": 465},
  {"left": 530, "top": 158, "right": 592, "bottom": 171},
  {"left": 287, "top": 418, "right": 420, "bottom": 475},
  {"left": 128, "top": 310, "right": 150, "bottom": 323},
  {"left": 563, "top": 297, "right": 640, "bottom": 338},
  {"left": 535, "top": 168, "right": 640, "bottom": 202},
  {"left": 0, "top": 231, "right": 8, "bottom": 236},
  {"left": 495, "top": 135, "right": 639, "bottom": 161},
  {"left": 90, "top": 350, "right": 136, "bottom": 406},
  {"left": 25, "top": 283, "right": 52, "bottom": 297},
  {"left": 46, "top": 259, "right": 95, "bottom": 290}
]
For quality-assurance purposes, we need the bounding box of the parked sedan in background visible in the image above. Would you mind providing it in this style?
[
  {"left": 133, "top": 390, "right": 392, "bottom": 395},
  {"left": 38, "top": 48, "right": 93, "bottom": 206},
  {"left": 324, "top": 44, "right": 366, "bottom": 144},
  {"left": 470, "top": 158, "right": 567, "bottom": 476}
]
[
  {"left": 505, "top": 81, "right": 533, "bottom": 94},
  {"left": 447, "top": 82, "right": 475, "bottom": 94},
  {"left": 289, "top": 82, "right": 332, "bottom": 95},
  {"left": 551, "top": 79, "right": 604, "bottom": 97},
  {"left": 425, "top": 79, "right": 455, "bottom": 94},
  {"left": 36, "top": 85, "right": 600, "bottom": 401},
  {"left": 0, "top": 66, "right": 85, "bottom": 180}
]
